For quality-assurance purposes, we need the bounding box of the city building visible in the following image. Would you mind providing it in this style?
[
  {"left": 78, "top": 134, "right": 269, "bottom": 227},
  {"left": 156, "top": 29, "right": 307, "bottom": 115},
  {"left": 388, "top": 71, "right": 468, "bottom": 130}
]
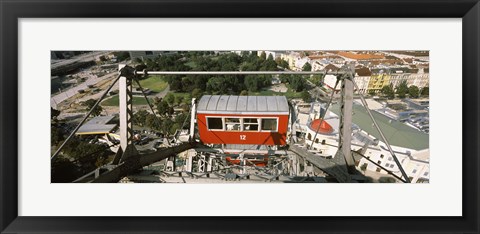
[
  {"left": 280, "top": 51, "right": 302, "bottom": 70},
  {"left": 294, "top": 57, "right": 311, "bottom": 71},
  {"left": 389, "top": 68, "right": 429, "bottom": 89},
  {"left": 353, "top": 67, "right": 372, "bottom": 94},
  {"left": 293, "top": 100, "right": 430, "bottom": 183},
  {"left": 256, "top": 50, "right": 286, "bottom": 60},
  {"left": 367, "top": 71, "right": 391, "bottom": 93}
]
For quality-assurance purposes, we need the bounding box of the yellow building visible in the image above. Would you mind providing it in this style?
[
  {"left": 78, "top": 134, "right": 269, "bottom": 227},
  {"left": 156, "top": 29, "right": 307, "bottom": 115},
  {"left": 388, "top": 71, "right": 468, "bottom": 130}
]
[{"left": 367, "top": 73, "right": 391, "bottom": 93}]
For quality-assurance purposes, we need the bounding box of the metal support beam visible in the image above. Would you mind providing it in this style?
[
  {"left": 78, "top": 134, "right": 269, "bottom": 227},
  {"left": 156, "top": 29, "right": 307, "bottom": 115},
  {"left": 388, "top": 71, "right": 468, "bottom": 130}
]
[
  {"left": 112, "top": 65, "right": 138, "bottom": 164},
  {"left": 89, "top": 142, "right": 197, "bottom": 183},
  {"left": 186, "top": 149, "right": 195, "bottom": 172},
  {"left": 338, "top": 72, "right": 356, "bottom": 172},
  {"left": 289, "top": 144, "right": 351, "bottom": 182},
  {"left": 194, "top": 146, "right": 288, "bottom": 155},
  {"left": 352, "top": 80, "right": 411, "bottom": 183},
  {"left": 190, "top": 98, "right": 196, "bottom": 140},
  {"left": 198, "top": 154, "right": 207, "bottom": 172},
  {"left": 135, "top": 70, "right": 348, "bottom": 76}
]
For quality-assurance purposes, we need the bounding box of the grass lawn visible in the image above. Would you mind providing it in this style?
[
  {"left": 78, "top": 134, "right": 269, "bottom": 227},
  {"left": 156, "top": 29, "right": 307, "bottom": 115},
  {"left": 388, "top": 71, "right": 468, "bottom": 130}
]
[
  {"left": 134, "top": 75, "right": 168, "bottom": 93},
  {"left": 251, "top": 85, "right": 303, "bottom": 99},
  {"left": 101, "top": 95, "right": 153, "bottom": 106},
  {"left": 171, "top": 92, "right": 192, "bottom": 105},
  {"left": 172, "top": 92, "right": 191, "bottom": 98}
]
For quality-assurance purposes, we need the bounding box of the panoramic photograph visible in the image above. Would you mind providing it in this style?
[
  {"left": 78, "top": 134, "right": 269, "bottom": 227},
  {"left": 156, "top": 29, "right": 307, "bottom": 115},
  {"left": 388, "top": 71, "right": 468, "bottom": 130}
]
[{"left": 50, "top": 50, "right": 430, "bottom": 183}]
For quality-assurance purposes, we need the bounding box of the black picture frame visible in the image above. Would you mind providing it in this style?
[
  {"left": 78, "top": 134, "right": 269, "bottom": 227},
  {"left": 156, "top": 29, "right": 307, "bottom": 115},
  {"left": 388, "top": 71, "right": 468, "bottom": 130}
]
[{"left": 1, "top": 0, "right": 479, "bottom": 233}]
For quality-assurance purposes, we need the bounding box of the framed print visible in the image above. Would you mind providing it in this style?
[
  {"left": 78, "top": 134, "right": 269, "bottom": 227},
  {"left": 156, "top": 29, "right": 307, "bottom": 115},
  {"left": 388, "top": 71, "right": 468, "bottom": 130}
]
[{"left": 1, "top": 0, "right": 479, "bottom": 233}]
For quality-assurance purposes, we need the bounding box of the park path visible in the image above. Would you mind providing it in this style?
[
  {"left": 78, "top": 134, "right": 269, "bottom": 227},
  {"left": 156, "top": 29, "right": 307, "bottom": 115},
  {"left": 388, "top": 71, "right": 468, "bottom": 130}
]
[{"left": 154, "top": 85, "right": 170, "bottom": 99}]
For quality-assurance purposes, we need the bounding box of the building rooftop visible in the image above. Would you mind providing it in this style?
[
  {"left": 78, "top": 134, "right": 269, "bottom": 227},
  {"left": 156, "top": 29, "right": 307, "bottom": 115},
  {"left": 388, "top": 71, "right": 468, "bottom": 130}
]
[
  {"left": 309, "top": 119, "right": 334, "bottom": 134},
  {"left": 324, "top": 64, "right": 340, "bottom": 72},
  {"left": 337, "top": 51, "right": 385, "bottom": 60},
  {"left": 411, "top": 149, "right": 430, "bottom": 162},
  {"left": 197, "top": 95, "right": 289, "bottom": 114},
  {"left": 355, "top": 67, "right": 372, "bottom": 76},
  {"left": 329, "top": 103, "right": 429, "bottom": 150},
  {"left": 76, "top": 115, "right": 117, "bottom": 135}
]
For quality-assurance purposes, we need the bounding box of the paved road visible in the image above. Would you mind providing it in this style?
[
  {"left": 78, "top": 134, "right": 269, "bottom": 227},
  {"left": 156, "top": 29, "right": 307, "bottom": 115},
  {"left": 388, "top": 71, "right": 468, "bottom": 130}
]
[
  {"left": 154, "top": 84, "right": 170, "bottom": 99},
  {"left": 51, "top": 51, "right": 110, "bottom": 70},
  {"left": 50, "top": 72, "right": 117, "bottom": 108}
]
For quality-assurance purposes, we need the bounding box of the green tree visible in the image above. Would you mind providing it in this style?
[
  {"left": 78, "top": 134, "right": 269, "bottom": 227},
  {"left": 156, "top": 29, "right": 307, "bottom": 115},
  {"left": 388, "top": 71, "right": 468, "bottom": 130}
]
[
  {"left": 60, "top": 136, "right": 113, "bottom": 173},
  {"left": 289, "top": 75, "right": 306, "bottom": 92},
  {"left": 145, "top": 114, "right": 161, "bottom": 130},
  {"left": 175, "top": 95, "right": 184, "bottom": 105},
  {"left": 301, "top": 91, "right": 311, "bottom": 102},
  {"left": 161, "top": 118, "right": 174, "bottom": 136},
  {"left": 84, "top": 99, "right": 102, "bottom": 116},
  {"left": 164, "top": 93, "right": 175, "bottom": 106},
  {"left": 244, "top": 75, "right": 260, "bottom": 92},
  {"left": 262, "top": 54, "right": 277, "bottom": 70},
  {"left": 181, "top": 103, "right": 190, "bottom": 112},
  {"left": 408, "top": 85, "right": 420, "bottom": 98},
  {"left": 311, "top": 74, "right": 324, "bottom": 86},
  {"left": 267, "top": 54, "right": 274, "bottom": 61},
  {"left": 133, "top": 110, "right": 148, "bottom": 127},
  {"left": 183, "top": 94, "right": 192, "bottom": 104},
  {"left": 241, "top": 51, "right": 250, "bottom": 58},
  {"left": 302, "top": 63, "right": 312, "bottom": 71},
  {"left": 170, "top": 79, "right": 182, "bottom": 91},
  {"left": 260, "top": 51, "right": 266, "bottom": 60},
  {"left": 420, "top": 86, "right": 429, "bottom": 96},
  {"left": 192, "top": 88, "right": 203, "bottom": 100},
  {"left": 51, "top": 124, "right": 64, "bottom": 146},
  {"left": 396, "top": 80, "right": 408, "bottom": 99},
  {"left": 181, "top": 77, "right": 195, "bottom": 92},
  {"left": 206, "top": 77, "right": 230, "bottom": 94},
  {"left": 175, "top": 113, "right": 188, "bottom": 126},
  {"left": 170, "top": 123, "right": 182, "bottom": 135},
  {"left": 381, "top": 85, "right": 395, "bottom": 99},
  {"left": 193, "top": 76, "right": 208, "bottom": 91},
  {"left": 368, "top": 89, "right": 376, "bottom": 96},
  {"left": 51, "top": 156, "right": 81, "bottom": 183},
  {"left": 275, "top": 57, "right": 290, "bottom": 69},
  {"left": 113, "top": 51, "right": 130, "bottom": 62},
  {"left": 157, "top": 100, "right": 170, "bottom": 116},
  {"left": 51, "top": 107, "right": 60, "bottom": 120},
  {"left": 134, "top": 57, "right": 143, "bottom": 64},
  {"left": 279, "top": 74, "right": 289, "bottom": 83}
]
